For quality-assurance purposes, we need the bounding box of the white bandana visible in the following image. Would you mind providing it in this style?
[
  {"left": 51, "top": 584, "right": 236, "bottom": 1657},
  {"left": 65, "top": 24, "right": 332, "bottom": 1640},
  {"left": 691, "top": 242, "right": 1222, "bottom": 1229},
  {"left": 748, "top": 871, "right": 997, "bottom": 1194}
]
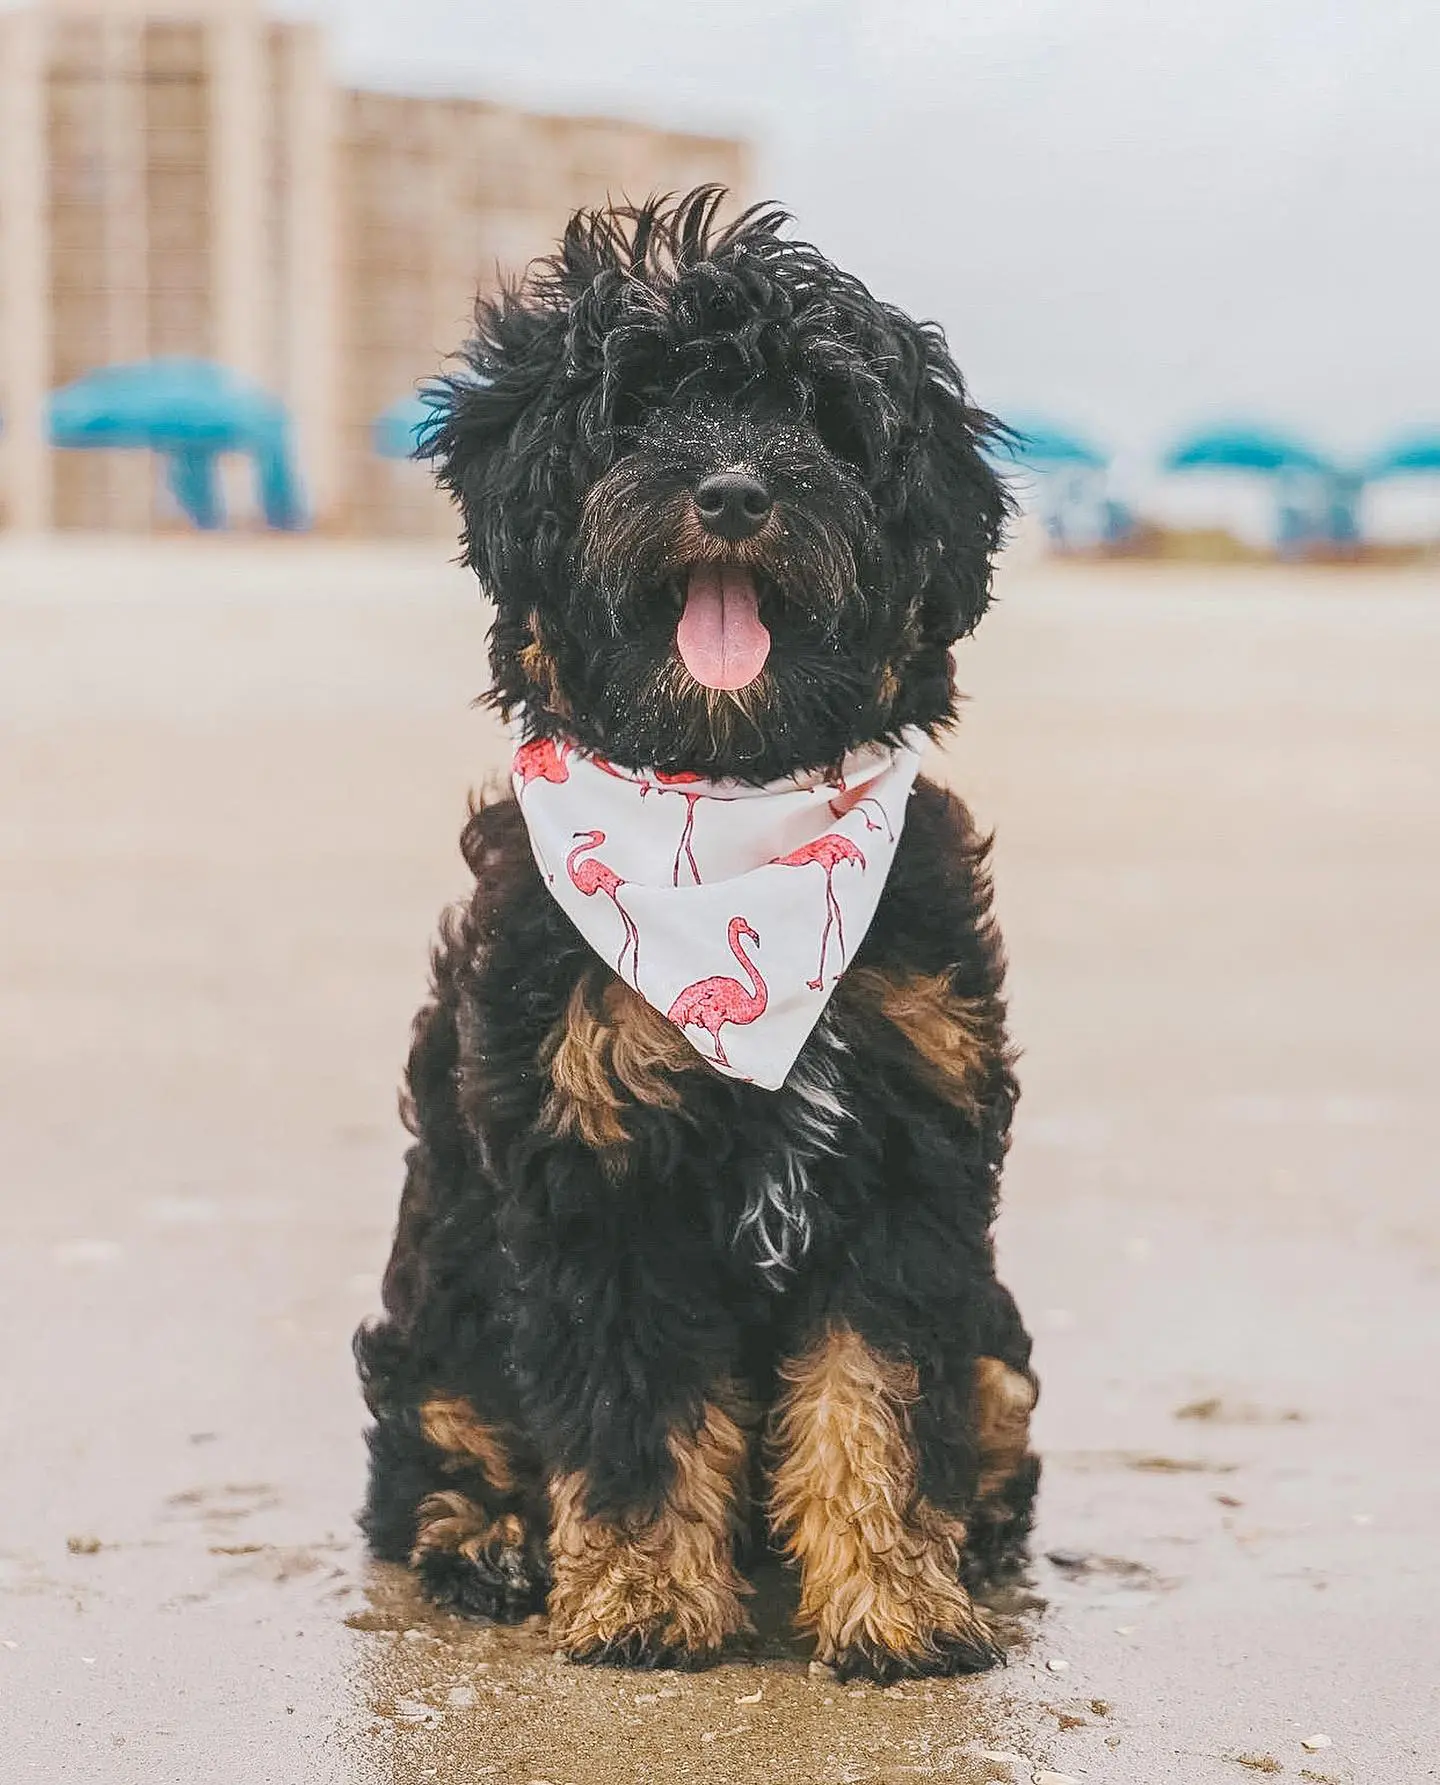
[{"left": 512, "top": 727, "right": 926, "bottom": 1090}]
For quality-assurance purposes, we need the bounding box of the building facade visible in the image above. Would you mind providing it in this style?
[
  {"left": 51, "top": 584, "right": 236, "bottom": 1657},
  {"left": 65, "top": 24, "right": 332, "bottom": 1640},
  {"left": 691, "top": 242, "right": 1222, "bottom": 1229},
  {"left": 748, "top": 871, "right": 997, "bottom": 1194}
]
[{"left": 0, "top": 0, "right": 748, "bottom": 534}]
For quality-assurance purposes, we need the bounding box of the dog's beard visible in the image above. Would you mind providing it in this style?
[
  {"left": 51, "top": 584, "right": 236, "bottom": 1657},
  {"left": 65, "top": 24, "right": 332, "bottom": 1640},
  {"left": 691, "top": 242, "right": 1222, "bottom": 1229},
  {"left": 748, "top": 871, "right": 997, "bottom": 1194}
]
[
  {"left": 568, "top": 469, "right": 878, "bottom": 774},
  {"left": 626, "top": 651, "right": 778, "bottom": 766},
  {"left": 553, "top": 604, "right": 894, "bottom": 782}
]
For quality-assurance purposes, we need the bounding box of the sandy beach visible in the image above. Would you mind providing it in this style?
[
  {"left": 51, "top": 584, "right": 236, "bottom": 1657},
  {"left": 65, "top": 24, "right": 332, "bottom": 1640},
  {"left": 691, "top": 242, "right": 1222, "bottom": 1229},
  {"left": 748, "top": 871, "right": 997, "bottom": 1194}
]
[{"left": 2, "top": 536, "right": 1437, "bottom": 1784}]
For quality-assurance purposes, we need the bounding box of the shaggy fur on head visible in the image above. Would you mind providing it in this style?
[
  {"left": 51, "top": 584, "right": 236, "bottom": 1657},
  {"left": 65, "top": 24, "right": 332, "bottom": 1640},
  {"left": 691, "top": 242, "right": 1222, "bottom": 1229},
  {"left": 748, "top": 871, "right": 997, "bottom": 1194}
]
[
  {"left": 356, "top": 189, "right": 1039, "bottom": 1682},
  {"left": 423, "top": 187, "right": 1010, "bottom": 782}
]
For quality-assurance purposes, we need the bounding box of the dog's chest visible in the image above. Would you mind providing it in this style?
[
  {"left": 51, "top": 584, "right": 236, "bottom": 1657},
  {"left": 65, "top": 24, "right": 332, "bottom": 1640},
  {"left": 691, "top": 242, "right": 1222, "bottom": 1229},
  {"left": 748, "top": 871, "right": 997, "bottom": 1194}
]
[{"left": 731, "top": 1017, "right": 852, "bottom": 1286}]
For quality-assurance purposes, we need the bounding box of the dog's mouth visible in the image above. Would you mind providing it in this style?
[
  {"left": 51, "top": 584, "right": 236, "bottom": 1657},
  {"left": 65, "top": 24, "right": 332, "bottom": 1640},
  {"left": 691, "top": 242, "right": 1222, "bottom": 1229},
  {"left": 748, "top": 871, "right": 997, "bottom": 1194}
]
[{"left": 673, "top": 564, "right": 772, "bottom": 692}]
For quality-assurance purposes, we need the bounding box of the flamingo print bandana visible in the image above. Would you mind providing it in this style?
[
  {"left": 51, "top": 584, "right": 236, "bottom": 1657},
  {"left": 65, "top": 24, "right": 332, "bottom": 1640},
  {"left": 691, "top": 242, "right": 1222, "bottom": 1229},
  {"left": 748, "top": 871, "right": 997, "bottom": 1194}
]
[{"left": 512, "top": 726, "right": 927, "bottom": 1090}]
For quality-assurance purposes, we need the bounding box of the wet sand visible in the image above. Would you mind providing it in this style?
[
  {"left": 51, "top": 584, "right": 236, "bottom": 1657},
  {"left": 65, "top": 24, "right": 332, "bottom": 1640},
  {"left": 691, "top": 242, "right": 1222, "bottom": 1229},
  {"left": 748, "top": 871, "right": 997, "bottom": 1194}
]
[{"left": 2, "top": 537, "right": 1437, "bottom": 1784}]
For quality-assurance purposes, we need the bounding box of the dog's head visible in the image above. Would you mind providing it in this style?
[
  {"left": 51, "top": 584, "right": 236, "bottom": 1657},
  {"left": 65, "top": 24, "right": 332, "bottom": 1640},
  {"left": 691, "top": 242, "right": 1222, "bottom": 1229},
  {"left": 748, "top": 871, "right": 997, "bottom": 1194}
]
[{"left": 427, "top": 188, "right": 1011, "bottom": 782}]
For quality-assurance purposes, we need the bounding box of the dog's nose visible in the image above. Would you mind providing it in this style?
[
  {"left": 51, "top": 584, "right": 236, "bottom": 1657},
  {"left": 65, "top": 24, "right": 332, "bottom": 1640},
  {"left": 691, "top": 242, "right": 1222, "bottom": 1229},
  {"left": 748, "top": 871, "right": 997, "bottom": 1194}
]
[{"left": 693, "top": 471, "right": 772, "bottom": 541}]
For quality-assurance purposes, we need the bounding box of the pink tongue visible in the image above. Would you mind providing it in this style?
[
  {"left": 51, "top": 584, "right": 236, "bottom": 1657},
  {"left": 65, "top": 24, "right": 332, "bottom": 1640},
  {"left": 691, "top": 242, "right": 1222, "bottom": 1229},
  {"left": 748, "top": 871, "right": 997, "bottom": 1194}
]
[{"left": 676, "top": 565, "right": 772, "bottom": 691}]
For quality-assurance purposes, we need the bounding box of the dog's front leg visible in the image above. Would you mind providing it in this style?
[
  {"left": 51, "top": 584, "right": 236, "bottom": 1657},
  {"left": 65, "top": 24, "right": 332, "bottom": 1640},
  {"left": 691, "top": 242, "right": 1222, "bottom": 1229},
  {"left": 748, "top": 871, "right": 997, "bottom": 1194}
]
[
  {"left": 770, "top": 1307, "right": 1015, "bottom": 1682},
  {"left": 545, "top": 1396, "right": 753, "bottom": 1669},
  {"left": 503, "top": 1160, "right": 753, "bottom": 1669}
]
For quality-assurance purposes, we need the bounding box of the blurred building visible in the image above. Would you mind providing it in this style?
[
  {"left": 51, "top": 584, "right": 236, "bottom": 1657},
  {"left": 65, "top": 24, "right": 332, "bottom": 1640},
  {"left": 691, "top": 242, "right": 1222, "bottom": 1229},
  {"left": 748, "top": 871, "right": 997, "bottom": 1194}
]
[{"left": 0, "top": 0, "right": 748, "bottom": 535}]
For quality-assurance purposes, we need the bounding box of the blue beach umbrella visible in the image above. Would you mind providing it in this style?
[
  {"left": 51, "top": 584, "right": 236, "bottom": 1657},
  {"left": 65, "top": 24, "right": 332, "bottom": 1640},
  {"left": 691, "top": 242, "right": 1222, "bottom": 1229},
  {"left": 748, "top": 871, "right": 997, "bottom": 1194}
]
[
  {"left": 988, "top": 415, "right": 1127, "bottom": 546},
  {"left": 373, "top": 392, "right": 448, "bottom": 461},
  {"left": 1163, "top": 425, "right": 1334, "bottom": 477},
  {"left": 1163, "top": 424, "right": 1349, "bottom": 551},
  {"left": 47, "top": 357, "right": 306, "bottom": 529},
  {"left": 989, "top": 415, "right": 1108, "bottom": 471},
  {"left": 1365, "top": 431, "right": 1440, "bottom": 478}
]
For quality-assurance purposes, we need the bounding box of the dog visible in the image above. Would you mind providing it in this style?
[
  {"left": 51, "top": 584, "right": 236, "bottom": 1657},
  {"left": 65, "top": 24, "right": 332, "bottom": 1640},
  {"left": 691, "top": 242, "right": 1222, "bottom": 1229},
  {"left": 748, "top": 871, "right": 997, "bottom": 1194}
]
[{"left": 354, "top": 188, "right": 1039, "bottom": 1682}]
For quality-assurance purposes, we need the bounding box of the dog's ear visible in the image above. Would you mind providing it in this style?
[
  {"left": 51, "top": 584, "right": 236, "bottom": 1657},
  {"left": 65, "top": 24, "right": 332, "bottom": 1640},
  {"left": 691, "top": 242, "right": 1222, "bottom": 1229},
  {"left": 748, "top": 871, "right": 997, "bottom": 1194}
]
[
  {"left": 422, "top": 293, "right": 572, "bottom": 586},
  {"left": 902, "top": 324, "right": 1013, "bottom": 646}
]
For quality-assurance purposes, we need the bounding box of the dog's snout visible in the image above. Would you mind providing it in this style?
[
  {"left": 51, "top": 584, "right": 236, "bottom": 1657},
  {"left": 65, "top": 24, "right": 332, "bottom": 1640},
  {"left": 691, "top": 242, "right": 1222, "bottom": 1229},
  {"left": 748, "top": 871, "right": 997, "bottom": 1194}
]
[{"left": 693, "top": 471, "right": 772, "bottom": 541}]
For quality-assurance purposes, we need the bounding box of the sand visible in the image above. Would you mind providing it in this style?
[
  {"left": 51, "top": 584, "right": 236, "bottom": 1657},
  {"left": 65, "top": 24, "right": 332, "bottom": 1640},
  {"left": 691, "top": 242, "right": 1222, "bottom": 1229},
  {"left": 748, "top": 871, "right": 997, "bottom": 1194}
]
[{"left": 2, "top": 535, "right": 1437, "bottom": 1784}]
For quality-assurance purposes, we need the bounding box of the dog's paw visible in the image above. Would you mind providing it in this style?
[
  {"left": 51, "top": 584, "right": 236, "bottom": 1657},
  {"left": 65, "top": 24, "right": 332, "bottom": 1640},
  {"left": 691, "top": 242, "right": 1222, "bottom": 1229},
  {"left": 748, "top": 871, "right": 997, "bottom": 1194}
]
[
  {"left": 829, "top": 1624, "right": 1005, "bottom": 1684},
  {"left": 961, "top": 1450, "right": 1042, "bottom": 1593},
  {"left": 546, "top": 1468, "right": 752, "bottom": 1670},
  {"left": 562, "top": 1623, "right": 726, "bottom": 1672},
  {"left": 416, "top": 1544, "right": 544, "bottom": 1623},
  {"left": 411, "top": 1501, "right": 546, "bottom": 1623},
  {"left": 552, "top": 1591, "right": 747, "bottom": 1671},
  {"left": 549, "top": 1575, "right": 749, "bottom": 1672}
]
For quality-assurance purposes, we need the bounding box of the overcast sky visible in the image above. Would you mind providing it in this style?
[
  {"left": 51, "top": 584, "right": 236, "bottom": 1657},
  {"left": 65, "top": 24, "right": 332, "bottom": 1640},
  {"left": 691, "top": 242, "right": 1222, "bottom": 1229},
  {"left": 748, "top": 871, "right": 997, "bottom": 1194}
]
[{"left": 294, "top": 1, "right": 1433, "bottom": 460}]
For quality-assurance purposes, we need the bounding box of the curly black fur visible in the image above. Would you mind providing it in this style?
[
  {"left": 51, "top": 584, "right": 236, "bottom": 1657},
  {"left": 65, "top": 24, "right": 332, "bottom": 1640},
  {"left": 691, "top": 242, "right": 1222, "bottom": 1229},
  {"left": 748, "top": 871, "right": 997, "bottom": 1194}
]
[
  {"left": 357, "top": 190, "right": 1038, "bottom": 1680},
  {"left": 422, "top": 186, "right": 1010, "bottom": 782}
]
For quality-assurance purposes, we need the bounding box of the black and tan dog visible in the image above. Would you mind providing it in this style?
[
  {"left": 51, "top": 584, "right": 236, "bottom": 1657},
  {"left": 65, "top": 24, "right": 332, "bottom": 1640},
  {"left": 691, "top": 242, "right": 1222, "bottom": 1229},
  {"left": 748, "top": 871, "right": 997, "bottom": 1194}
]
[{"left": 355, "top": 189, "right": 1039, "bottom": 1682}]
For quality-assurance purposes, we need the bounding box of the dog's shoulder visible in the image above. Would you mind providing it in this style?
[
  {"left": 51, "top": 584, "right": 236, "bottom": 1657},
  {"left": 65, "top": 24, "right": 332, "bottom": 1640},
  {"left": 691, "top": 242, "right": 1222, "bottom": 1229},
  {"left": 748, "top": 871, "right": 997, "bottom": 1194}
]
[
  {"left": 867, "top": 773, "right": 1004, "bottom": 984},
  {"left": 458, "top": 791, "right": 534, "bottom": 901},
  {"left": 423, "top": 789, "right": 587, "bottom": 1043}
]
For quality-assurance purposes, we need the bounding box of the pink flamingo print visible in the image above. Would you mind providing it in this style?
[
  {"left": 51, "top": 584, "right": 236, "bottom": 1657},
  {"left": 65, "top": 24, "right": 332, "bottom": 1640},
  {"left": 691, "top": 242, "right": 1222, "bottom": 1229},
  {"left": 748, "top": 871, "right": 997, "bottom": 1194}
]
[
  {"left": 828, "top": 776, "right": 893, "bottom": 840},
  {"left": 771, "top": 833, "right": 868, "bottom": 989},
  {"left": 514, "top": 737, "right": 570, "bottom": 801},
  {"left": 566, "top": 830, "right": 641, "bottom": 987},
  {"left": 583, "top": 756, "right": 705, "bottom": 881},
  {"left": 652, "top": 770, "right": 707, "bottom": 885},
  {"left": 590, "top": 752, "right": 652, "bottom": 794},
  {"left": 829, "top": 793, "right": 893, "bottom": 841},
  {"left": 666, "top": 917, "right": 768, "bottom": 1070}
]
